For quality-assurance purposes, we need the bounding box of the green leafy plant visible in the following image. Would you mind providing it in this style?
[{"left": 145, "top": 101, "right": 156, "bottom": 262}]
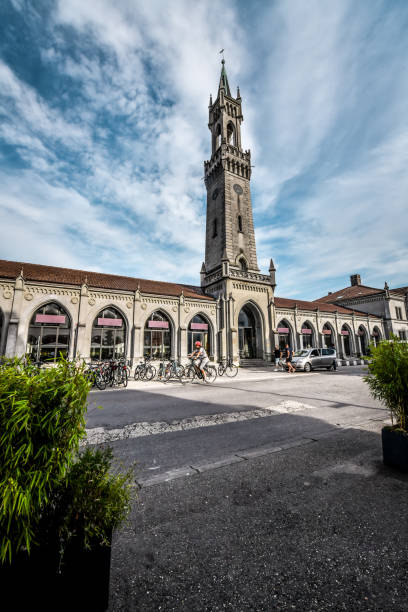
[
  {"left": 364, "top": 336, "right": 408, "bottom": 431},
  {"left": 0, "top": 358, "right": 91, "bottom": 563},
  {"left": 41, "top": 446, "right": 134, "bottom": 557}
]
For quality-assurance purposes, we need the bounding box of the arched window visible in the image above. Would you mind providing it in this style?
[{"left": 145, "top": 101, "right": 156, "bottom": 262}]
[
  {"left": 215, "top": 124, "right": 221, "bottom": 150},
  {"left": 144, "top": 311, "right": 171, "bottom": 360},
  {"left": 341, "top": 324, "right": 352, "bottom": 356},
  {"left": 27, "top": 302, "right": 71, "bottom": 363},
  {"left": 277, "top": 320, "right": 292, "bottom": 351},
  {"left": 188, "top": 314, "right": 210, "bottom": 355},
  {"left": 372, "top": 326, "right": 381, "bottom": 347},
  {"left": 238, "top": 215, "right": 243, "bottom": 233},
  {"left": 301, "top": 322, "right": 314, "bottom": 349},
  {"left": 227, "top": 122, "right": 235, "bottom": 146},
  {"left": 322, "top": 322, "right": 335, "bottom": 348},
  {"left": 357, "top": 325, "right": 368, "bottom": 355},
  {"left": 91, "top": 307, "right": 126, "bottom": 361},
  {"left": 239, "top": 257, "right": 248, "bottom": 272}
]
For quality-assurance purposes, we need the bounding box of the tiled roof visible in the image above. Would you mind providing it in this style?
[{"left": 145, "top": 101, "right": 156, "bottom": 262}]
[
  {"left": 0, "top": 259, "right": 214, "bottom": 301},
  {"left": 315, "top": 284, "right": 383, "bottom": 303},
  {"left": 274, "top": 296, "right": 378, "bottom": 317},
  {"left": 391, "top": 286, "right": 408, "bottom": 296}
]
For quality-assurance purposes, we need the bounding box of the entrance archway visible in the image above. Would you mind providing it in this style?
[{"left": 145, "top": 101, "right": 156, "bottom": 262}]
[
  {"left": 276, "top": 320, "right": 293, "bottom": 351},
  {"left": 372, "top": 326, "right": 381, "bottom": 347},
  {"left": 322, "top": 322, "right": 335, "bottom": 349},
  {"left": 301, "top": 321, "right": 314, "bottom": 349},
  {"left": 358, "top": 325, "right": 368, "bottom": 355},
  {"left": 238, "top": 303, "right": 262, "bottom": 359},
  {"left": 341, "top": 324, "right": 353, "bottom": 357}
]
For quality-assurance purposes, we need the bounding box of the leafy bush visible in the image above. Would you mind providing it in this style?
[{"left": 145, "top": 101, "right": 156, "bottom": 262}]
[
  {"left": 0, "top": 358, "right": 91, "bottom": 563},
  {"left": 364, "top": 337, "right": 408, "bottom": 431},
  {"left": 41, "top": 446, "right": 134, "bottom": 557}
]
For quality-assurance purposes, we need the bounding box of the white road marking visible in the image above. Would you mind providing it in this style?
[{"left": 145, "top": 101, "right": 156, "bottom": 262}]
[{"left": 83, "top": 400, "right": 316, "bottom": 445}]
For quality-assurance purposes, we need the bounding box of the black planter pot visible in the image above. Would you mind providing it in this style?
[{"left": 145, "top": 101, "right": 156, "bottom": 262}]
[
  {"left": 382, "top": 426, "right": 408, "bottom": 472},
  {"left": 1, "top": 532, "right": 112, "bottom": 611}
]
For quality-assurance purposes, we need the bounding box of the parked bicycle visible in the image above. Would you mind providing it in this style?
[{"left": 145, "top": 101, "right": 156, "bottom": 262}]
[
  {"left": 163, "top": 359, "right": 185, "bottom": 382},
  {"left": 133, "top": 357, "right": 156, "bottom": 381},
  {"left": 185, "top": 358, "right": 217, "bottom": 383},
  {"left": 217, "top": 357, "right": 238, "bottom": 377}
]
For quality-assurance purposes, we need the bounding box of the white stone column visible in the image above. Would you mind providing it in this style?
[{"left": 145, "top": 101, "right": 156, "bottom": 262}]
[{"left": 5, "top": 273, "right": 25, "bottom": 358}]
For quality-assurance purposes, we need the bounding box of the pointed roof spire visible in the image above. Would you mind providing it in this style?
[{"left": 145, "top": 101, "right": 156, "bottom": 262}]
[
  {"left": 236, "top": 86, "right": 241, "bottom": 100},
  {"left": 209, "top": 94, "right": 213, "bottom": 107},
  {"left": 269, "top": 258, "right": 276, "bottom": 272},
  {"left": 219, "top": 59, "right": 231, "bottom": 97}
]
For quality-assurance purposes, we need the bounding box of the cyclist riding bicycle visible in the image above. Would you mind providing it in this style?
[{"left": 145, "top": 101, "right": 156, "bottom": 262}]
[{"left": 190, "top": 341, "right": 209, "bottom": 382}]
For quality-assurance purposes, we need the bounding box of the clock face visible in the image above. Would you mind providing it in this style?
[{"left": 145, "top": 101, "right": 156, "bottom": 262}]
[
  {"left": 233, "top": 184, "right": 243, "bottom": 195},
  {"left": 212, "top": 188, "right": 219, "bottom": 200}
]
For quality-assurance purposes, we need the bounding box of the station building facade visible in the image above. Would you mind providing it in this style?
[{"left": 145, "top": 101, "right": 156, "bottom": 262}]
[{"left": 0, "top": 62, "right": 405, "bottom": 365}]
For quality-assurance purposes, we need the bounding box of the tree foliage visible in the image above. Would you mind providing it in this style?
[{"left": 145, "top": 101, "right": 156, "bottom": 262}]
[
  {"left": 364, "top": 337, "right": 408, "bottom": 431},
  {"left": 0, "top": 358, "right": 90, "bottom": 563}
]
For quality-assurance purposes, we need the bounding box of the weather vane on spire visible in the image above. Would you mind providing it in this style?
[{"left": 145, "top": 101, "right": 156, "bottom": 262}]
[{"left": 219, "top": 48, "right": 225, "bottom": 63}]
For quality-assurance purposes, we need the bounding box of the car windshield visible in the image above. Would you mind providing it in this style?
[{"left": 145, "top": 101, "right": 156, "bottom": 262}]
[{"left": 293, "top": 350, "right": 309, "bottom": 357}]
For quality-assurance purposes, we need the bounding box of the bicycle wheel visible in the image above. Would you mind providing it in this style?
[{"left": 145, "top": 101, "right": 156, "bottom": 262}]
[
  {"left": 176, "top": 364, "right": 185, "bottom": 379},
  {"left": 96, "top": 372, "right": 106, "bottom": 390},
  {"left": 217, "top": 364, "right": 225, "bottom": 376},
  {"left": 185, "top": 364, "right": 196, "bottom": 380},
  {"left": 205, "top": 365, "right": 217, "bottom": 383},
  {"left": 225, "top": 364, "right": 238, "bottom": 377},
  {"left": 163, "top": 364, "right": 172, "bottom": 381},
  {"left": 144, "top": 365, "right": 155, "bottom": 381},
  {"left": 134, "top": 367, "right": 140, "bottom": 381}
]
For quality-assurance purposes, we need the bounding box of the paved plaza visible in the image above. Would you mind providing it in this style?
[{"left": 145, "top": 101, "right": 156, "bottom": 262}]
[{"left": 83, "top": 366, "right": 408, "bottom": 611}]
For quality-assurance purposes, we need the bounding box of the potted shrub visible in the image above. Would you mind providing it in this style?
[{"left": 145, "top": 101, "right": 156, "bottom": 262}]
[
  {"left": 364, "top": 337, "right": 408, "bottom": 471},
  {"left": 0, "top": 358, "right": 134, "bottom": 611}
]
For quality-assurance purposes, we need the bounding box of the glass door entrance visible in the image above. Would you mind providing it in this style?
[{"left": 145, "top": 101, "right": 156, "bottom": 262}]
[{"left": 238, "top": 305, "right": 257, "bottom": 359}]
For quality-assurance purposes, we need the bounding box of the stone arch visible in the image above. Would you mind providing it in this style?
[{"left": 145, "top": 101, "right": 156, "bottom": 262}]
[
  {"left": 371, "top": 325, "right": 382, "bottom": 347},
  {"left": 322, "top": 321, "right": 336, "bottom": 349},
  {"left": 143, "top": 308, "right": 176, "bottom": 360},
  {"left": 187, "top": 311, "right": 214, "bottom": 356},
  {"left": 90, "top": 304, "right": 129, "bottom": 361},
  {"left": 26, "top": 300, "right": 73, "bottom": 363},
  {"left": 227, "top": 121, "right": 236, "bottom": 146},
  {"left": 340, "top": 322, "right": 354, "bottom": 357},
  {"left": 300, "top": 320, "right": 316, "bottom": 349},
  {"left": 276, "top": 318, "right": 295, "bottom": 351},
  {"left": 237, "top": 300, "right": 265, "bottom": 359},
  {"left": 357, "top": 324, "right": 369, "bottom": 356},
  {"left": 214, "top": 123, "right": 222, "bottom": 151}
]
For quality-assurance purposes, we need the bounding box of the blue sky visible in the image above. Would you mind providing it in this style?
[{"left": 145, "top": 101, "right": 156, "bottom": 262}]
[{"left": 0, "top": 0, "right": 407, "bottom": 300}]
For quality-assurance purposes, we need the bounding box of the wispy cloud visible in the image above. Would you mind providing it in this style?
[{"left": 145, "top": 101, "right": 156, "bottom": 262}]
[{"left": 0, "top": 0, "right": 407, "bottom": 299}]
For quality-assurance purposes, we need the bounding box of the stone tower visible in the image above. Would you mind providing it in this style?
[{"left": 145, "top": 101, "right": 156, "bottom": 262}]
[
  {"left": 202, "top": 60, "right": 259, "bottom": 280},
  {"left": 201, "top": 60, "right": 276, "bottom": 362}
]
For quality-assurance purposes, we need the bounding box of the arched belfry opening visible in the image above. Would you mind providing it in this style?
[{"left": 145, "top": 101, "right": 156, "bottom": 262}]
[
  {"left": 238, "top": 303, "right": 263, "bottom": 359},
  {"left": 227, "top": 122, "right": 235, "bottom": 146}
]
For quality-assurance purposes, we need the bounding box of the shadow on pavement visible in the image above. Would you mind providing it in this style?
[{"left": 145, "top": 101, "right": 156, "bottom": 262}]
[{"left": 107, "top": 414, "right": 408, "bottom": 611}]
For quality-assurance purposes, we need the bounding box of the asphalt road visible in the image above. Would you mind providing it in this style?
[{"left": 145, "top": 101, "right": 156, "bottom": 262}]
[{"left": 85, "top": 367, "right": 387, "bottom": 484}]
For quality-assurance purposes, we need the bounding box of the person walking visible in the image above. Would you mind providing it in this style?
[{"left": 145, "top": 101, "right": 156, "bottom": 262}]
[{"left": 285, "top": 344, "right": 296, "bottom": 373}]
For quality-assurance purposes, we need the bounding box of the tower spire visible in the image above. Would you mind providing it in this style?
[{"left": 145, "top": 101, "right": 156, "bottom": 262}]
[{"left": 218, "top": 59, "right": 231, "bottom": 97}]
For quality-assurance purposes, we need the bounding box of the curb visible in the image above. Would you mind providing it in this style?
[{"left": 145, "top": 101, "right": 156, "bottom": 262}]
[{"left": 135, "top": 418, "right": 389, "bottom": 488}]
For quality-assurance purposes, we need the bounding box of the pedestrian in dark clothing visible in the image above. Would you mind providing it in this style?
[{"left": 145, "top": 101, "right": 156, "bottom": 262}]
[{"left": 285, "top": 344, "right": 295, "bottom": 373}]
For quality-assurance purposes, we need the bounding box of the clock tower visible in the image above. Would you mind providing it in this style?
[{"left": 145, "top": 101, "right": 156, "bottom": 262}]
[{"left": 201, "top": 60, "right": 276, "bottom": 362}]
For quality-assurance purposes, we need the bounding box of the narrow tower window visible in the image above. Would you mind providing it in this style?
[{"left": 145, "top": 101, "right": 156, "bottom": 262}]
[
  {"left": 227, "top": 122, "right": 235, "bottom": 146},
  {"left": 238, "top": 215, "right": 243, "bottom": 232},
  {"left": 212, "top": 219, "right": 218, "bottom": 238},
  {"left": 215, "top": 124, "right": 221, "bottom": 150},
  {"left": 240, "top": 258, "right": 247, "bottom": 271}
]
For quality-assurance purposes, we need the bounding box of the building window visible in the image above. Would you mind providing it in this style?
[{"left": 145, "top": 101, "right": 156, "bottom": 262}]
[
  {"left": 398, "top": 330, "right": 407, "bottom": 340},
  {"left": 188, "top": 314, "right": 210, "bottom": 355},
  {"left": 227, "top": 122, "right": 235, "bottom": 146},
  {"left": 322, "top": 323, "right": 334, "bottom": 348},
  {"left": 27, "top": 302, "right": 71, "bottom": 363},
  {"left": 341, "top": 324, "right": 352, "bottom": 356},
  {"left": 91, "top": 307, "right": 126, "bottom": 361},
  {"left": 238, "top": 215, "right": 243, "bottom": 233},
  {"left": 396, "top": 307, "right": 403, "bottom": 320},
  {"left": 144, "top": 311, "right": 171, "bottom": 360},
  {"left": 239, "top": 258, "right": 248, "bottom": 272},
  {"left": 301, "top": 322, "right": 313, "bottom": 349},
  {"left": 212, "top": 219, "right": 217, "bottom": 238},
  {"left": 277, "top": 320, "right": 292, "bottom": 351}
]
